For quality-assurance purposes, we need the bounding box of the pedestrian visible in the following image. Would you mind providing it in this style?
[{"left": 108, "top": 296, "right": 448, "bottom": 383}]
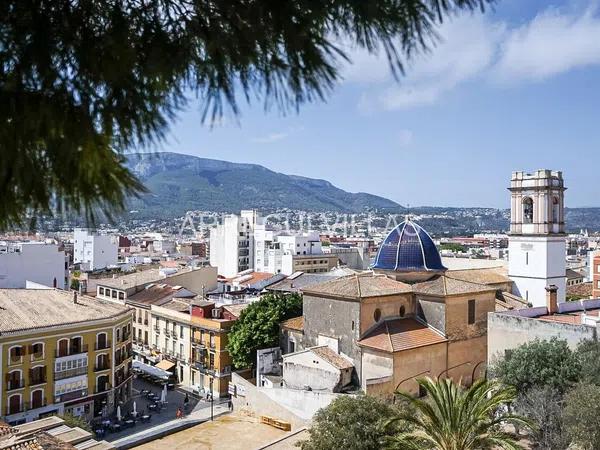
[
  {"left": 176, "top": 407, "right": 182, "bottom": 419},
  {"left": 228, "top": 399, "right": 233, "bottom": 411},
  {"left": 184, "top": 393, "right": 189, "bottom": 407}
]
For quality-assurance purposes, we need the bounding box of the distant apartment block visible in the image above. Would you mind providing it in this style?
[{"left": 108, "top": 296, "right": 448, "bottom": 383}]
[
  {"left": 73, "top": 228, "right": 118, "bottom": 271},
  {"left": 209, "top": 210, "right": 259, "bottom": 277},
  {"left": 593, "top": 252, "right": 600, "bottom": 298},
  {"left": 0, "top": 242, "right": 68, "bottom": 289}
]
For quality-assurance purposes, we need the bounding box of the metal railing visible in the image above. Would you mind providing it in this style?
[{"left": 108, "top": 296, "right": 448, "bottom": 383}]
[
  {"left": 55, "top": 344, "right": 88, "bottom": 358},
  {"left": 6, "top": 379, "right": 24, "bottom": 391},
  {"left": 95, "top": 340, "right": 111, "bottom": 351}
]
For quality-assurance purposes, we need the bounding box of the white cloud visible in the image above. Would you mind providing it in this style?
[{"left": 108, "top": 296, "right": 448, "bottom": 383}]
[
  {"left": 251, "top": 132, "right": 289, "bottom": 144},
  {"left": 493, "top": 7, "right": 600, "bottom": 82},
  {"left": 347, "top": 2, "right": 600, "bottom": 111}
]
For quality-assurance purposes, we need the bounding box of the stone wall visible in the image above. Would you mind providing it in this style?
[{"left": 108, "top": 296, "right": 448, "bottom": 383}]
[{"left": 487, "top": 312, "right": 599, "bottom": 367}]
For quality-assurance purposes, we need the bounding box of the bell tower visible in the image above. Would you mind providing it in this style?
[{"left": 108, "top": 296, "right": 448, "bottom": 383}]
[{"left": 508, "top": 170, "right": 566, "bottom": 307}]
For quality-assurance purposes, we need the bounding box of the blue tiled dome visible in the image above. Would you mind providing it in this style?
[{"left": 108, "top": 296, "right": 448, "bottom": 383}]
[{"left": 372, "top": 219, "right": 446, "bottom": 272}]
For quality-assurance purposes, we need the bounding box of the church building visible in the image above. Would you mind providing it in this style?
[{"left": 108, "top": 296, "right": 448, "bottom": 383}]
[
  {"left": 282, "top": 219, "right": 499, "bottom": 398},
  {"left": 508, "top": 170, "right": 567, "bottom": 306}
]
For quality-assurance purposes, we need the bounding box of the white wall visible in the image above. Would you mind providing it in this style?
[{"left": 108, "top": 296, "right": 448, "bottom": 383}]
[
  {"left": 74, "top": 228, "right": 118, "bottom": 271},
  {"left": 0, "top": 243, "right": 67, "bottom": 289},
  {"left": 509, "top": 236, "right": 566, "bottom": 306}
]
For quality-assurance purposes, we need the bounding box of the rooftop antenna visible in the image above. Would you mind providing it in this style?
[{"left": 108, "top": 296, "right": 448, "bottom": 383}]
[{"left": 406, "top": 204, "right": 411, "bottom": 222}]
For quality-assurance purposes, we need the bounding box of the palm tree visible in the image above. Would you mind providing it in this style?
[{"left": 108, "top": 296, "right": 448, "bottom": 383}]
[{"left": 385, "top": 377, "right": 532, "bottom": 450}]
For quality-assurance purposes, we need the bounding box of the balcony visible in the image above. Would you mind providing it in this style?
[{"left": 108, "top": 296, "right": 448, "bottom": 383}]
[
  {"left": 54, "top": 366, "right": 88, "bottom": 381},
  {"left": 144, "top": 320, "right": 149, "bottom": 325},
  {"left": 95, "top": 340, "right": 112, "bottom": 351},
  {"left": 95, "top": 383, "right": 112, "bottom": 394},
  {"left": 163, "top": 328, "right": 171, "bottom": 337},
  {"left": 122, "top": 332, "right": 131, "bottom": 342},
  {"left": 56, "top": 389, "right": 88, "bottom": 403},
  {"left": 5, "top": 405, "right": 24, "bottom": 415},
  {"left": 94, "top": 363, "right": 111, "bottom": 372},
  {"left": 154, "top": 326, "right": 160, "bottom": 333},
  {"left": 172, "top": 333, "right": 179, "bottom": 341},
  {"left": 6, "top": 379, "right": 25, "bottom": 391},
  {"left": 191, "top": 338, "right": 205, "bottom": 348},
  {"left": 29, "top": 375, "right": 47, "bottom": 386},
  {"left": 55, "top": 344, "right": 89, "bottom": 358},
  {"left": 25, "top": 399, "right": 47, "bottom": 410}
]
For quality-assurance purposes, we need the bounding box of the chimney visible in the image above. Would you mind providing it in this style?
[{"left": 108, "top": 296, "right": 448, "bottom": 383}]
[
  {"left": 73, "top": 291, "right": 78, "bottom": 305},
  {"left": 546, "top": 285, "right": 558, "bottom": 314}
]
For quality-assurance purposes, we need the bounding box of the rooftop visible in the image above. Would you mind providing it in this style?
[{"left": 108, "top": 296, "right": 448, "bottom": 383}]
[
  {"left": 267, "top": 272, "right": 345, "bottom": 293},
  {"left": 311, "top": 346, "right": 354, "bottom": 370},
  {"left": 280, "top": 316, "right": 303, "bottom": 332},
  {"left": 0, "top": 289, "right": 130, "bottom": 335},
  {"left": 302, "top": 272, "right": 412, "bottom": 300},
  {"left": 358, "top": 318, "right": 448, "bottom": 353},
  {"left": 446, "top": 267, "right": 511, "bottom": 286},
  {"left": 412, "top": 274, "right": 496, "bottom": 297},
  {"left": 127, "top": 284, "right": 196, "bottom": 306},
  {"left": 372, "top": 219, "right": 446, "bottom": 273},
  {"left": 96, "top": 269, "right": 165, "bottom": 288},
  {"left": 498, "top": 298, "right": 600, "bottom": 326}
]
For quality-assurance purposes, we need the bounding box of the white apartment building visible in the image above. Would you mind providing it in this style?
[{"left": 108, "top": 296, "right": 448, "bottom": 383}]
[
  {"left": 255, "top": 231, "right": 328, "bottom": 275},
  {"left": 209, "top": 210, "right": 259, "bottom": 277},
  {"left": 74, "top": 228, "right": 118, "bottom": 271},
  {"left": 0, "top": 242, "right": 69, "bottom": 289}
]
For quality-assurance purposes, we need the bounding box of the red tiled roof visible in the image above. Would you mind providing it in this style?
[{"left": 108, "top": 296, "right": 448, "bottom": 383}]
[
  {"left": 358, "top": 318, "right": 447, "bottom": 353},
  {"left": 281, "top": 316, "right": 304, "bottom": 332}
]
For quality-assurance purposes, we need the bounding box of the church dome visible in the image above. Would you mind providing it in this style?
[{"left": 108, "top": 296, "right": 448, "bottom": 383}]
[{"left": 372, "top": 219, "right": 446, "bottom": 273}]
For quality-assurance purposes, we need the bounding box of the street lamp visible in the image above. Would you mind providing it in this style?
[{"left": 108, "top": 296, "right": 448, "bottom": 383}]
[{"left": 209, "top": 376, "right": 214, "bottom": 421}]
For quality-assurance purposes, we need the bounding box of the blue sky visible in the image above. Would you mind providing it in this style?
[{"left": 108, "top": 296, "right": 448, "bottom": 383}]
[{"left": 160, "top": 0, "right": 600, "bottom": 209}]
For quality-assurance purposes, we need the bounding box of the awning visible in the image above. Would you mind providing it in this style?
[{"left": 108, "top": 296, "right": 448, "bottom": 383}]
[
  {"left": 155, "top": 359, "right": 176, "bottom": 371},
  {"left": 133, "top": 360, "right": 170, "bottom": 379}
]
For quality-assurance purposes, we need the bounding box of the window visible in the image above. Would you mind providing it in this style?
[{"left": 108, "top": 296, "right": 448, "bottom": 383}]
[
  {"left": 373, "top": 308, "right": 381, "bottom": 322},
  {"left": 523, "top": 197, "right": 533, "bottom": 224},
  {"left": 9, "top": 346, "right": 23, "bottom": 364},
  {"left": 525, "top": 252, "right": 529, "bottom": 265},
  {"left": 180, "top": 326, "right": 184, "bottom": 338},
  {"left": 111, "top": 290, "right": 117, "bottom": 298},
  {"left": 99, "top": 287, "right": 104, "bottom": 296},
  {"left": 31, "top": 343, "right": 44, "bottom": 359},
  {"left": 552, "top": 196, "right": 560, "bottom": 223},
  {"left": 468, "top": 300, "right": 476, "bottom": 325},
  {"left": 399, "top": 305, "right": 406, "bottom": 317},
  {"left": 118, "top": 292, "right": 125, "bottom": 300}
]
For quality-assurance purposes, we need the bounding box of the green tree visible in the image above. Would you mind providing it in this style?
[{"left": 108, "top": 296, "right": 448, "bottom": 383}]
[
  {"left": 513, "top": 387, "right": 569, "bottom": 450},
  {"left": 59, "top": 413, "right": 92, "bottom": 434},
  {"left": 298, "top": 395, "right": 408, "bottom": 450},
  {"left": 386, "top": 377, "right": 531, "bottom": 450},
  {"left": 575, "top": 339, "right": 600, "bottom": 385},
  {"left": 562, "top": 383, "right": 600, "bottom": 450},
  {"left": 0, "top": 0, "right": 494, "bottom": 228},
  {"left": 227, "top": 292, "right": 302, "bottom": 369},
  {"left": 491, "top": 338, "right": 581, "bottom": 395}
]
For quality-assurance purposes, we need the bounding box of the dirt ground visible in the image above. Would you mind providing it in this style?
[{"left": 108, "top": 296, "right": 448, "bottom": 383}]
[{"left": 134, "top": 412, "right": 289, "bottom": 450}]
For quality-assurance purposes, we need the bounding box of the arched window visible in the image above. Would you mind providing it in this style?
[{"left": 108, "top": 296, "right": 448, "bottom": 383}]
[
  {"left": 96, "top": 332, "right": 108, "bottom": 350},
  {"left": 552, "top": 196, "right": 560, "bottom": 223},
  {"left": 7, "top": 369, "right": 22, "bottom": 390},
  {"left": 31, "top": 342, "right": 44, "bottom": 360},
  {"left": 8, "top": 394, "right": 22, "bottom": 415},
  {"left": 57, "top": 338, "right": 69, "bottom": 357},
  {"left": 30, "top": 389, "right": 44, "bottom": 409},
  {"left": 96, "top": 353, "right": 109, "bottom": 371},
  {"left": 523, "top": 197, "right": 533, "bottom": 224},
  {"left": 373, "top": 308, "right": 381, "bottom": 322},
  {"left": 96, "top": 375, "right": 109, "bottom": 393},
  {"left": 9, "top": 346, "right": 23, "bottom": 365}
]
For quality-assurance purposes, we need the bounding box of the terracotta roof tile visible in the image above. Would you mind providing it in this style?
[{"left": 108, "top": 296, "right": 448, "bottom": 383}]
[
  {"left": 280, "top": 316, "right": 303, "bottom": 332},
  {"left": 446, "top": 267, "right": 510, "bottom": 285},
  {"left": 302, "top": 273, "right": 412, "bottom": 299},
  {"left": 311, "top": 346, "right": 354, "bottom": 370},
  {"left": 412, "top": 275, "right": 496, "bottom": 297},
  {"left": 358, "top": 318, "right": 447, "bottom": 353}
]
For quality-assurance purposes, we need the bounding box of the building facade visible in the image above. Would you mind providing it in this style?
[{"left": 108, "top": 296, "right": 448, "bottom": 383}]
[
  {"left": 74, "top": 228, "right": 118, "bottom": 271},
  {"left": 210, "top": 210, "right": 259, "bottom": 277},
  {"left": 593, "top": 253, "right": 600, "bottom": 298},
  {"left": 508, "top": 170, "right": 567, "bottom": 307},
  {"left": 0, "top": 289, "right": 133, "bottom": 425},
  {"left": 0, "top": 243, "right": 68, "bottom": 289}
]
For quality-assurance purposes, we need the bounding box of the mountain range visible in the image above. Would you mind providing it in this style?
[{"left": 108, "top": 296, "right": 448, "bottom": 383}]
[{"left": 125, "top": 152, "right": 401, "bottom": 217}]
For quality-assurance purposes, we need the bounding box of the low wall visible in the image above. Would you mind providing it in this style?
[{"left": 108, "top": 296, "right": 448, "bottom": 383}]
[
  {"left": 230, "top": 373, "right": 342, "bottom": 429},
  {"left": 487, "top": 312, "right": 598, "bottom": 366}
]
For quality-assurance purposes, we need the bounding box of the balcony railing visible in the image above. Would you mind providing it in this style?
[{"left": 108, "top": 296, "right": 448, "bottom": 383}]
[
  {"left": 56, "top": 389, "right": 88, "bottom": 402},
  {"left": 163, "top": 328, "right": 171, "bottom": 337},
  {"left": 55, "top": 344, "right": 89, "bottom": 358},
  {"left": 24, "top": 399, "right": 47, "bottom": 410},
  {"left": 95, "top": 340, "right": 112, "bottom": 351},
  {"left": 9, "top": 356, "right": 23, "bottom": 366},
  {"left": 54, "top": 366, "right": 88, "bottom": 381},
  {"left": 172, "top": 333, "right": 178, "bottom": 341},
  {"left": 95, "top": 383, "right": 112, "bottom": 394},
  {"left": 6, "top": 379, "right": 25, "bottom": 391},
  {"left": 144, "top": 320, "right": 149, "bottom": 325},
  {"left": 122, "top": 332, "right": 131, "bottom": 341},
  {"left": 94, "top": 363, "right": 111, "bottom": 372},
  {"left": 29, "top": 375, "right": 47, "bottom": 386},
  {"left": 5, "top": 405, "right": 23, "bottom": 415},
  {"left": 154, "top": 325, "right": 160, "bottom": 333}
]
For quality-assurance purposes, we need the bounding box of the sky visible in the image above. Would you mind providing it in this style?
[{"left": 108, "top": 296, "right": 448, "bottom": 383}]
[{"left": 159, "top": 0, "right": 600, "bottom": 209}]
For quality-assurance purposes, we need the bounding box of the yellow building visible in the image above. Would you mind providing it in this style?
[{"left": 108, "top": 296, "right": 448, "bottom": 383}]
[
  {"left": 0, "top": 289, "right": 133, "bottom": 425},
  {"left": 189, "top": 302, "right": 236, "bottom": 397}
]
